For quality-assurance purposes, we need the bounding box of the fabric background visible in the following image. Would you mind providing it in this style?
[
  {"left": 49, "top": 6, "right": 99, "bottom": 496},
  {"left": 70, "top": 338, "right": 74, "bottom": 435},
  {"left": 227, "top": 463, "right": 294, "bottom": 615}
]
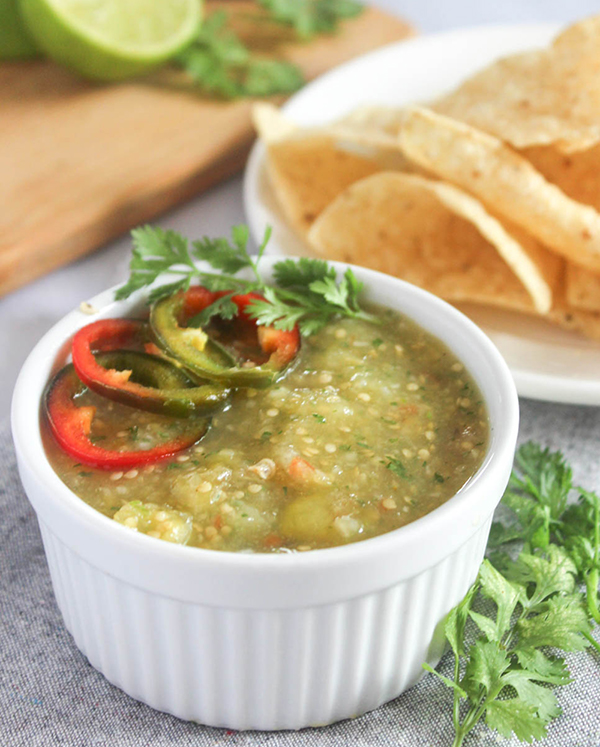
[{"left": 2, "top": 400, "right": 600, "bottom": 747}]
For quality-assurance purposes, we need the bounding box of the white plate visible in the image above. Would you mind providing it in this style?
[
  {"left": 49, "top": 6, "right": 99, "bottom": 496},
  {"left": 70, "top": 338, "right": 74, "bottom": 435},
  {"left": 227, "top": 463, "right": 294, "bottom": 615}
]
[{"left": 243, "top": 22, "right": 600, "bottom": 407}]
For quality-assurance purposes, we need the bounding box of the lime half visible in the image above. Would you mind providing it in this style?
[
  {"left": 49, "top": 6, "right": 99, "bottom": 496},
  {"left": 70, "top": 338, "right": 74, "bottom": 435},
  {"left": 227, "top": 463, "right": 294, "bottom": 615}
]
[
  {"left": 19, "top": 0, "right": 202, "bottom": 80},
  {"left": 0, "top": 0, "right": 38, "bottom": 59}
]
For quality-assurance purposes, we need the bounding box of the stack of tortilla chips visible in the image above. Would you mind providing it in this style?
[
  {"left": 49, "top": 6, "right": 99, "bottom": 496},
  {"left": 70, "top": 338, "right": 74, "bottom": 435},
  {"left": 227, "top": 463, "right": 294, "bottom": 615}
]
[{"left": 253, "top": 15, "right": 600, "bottom": 340}]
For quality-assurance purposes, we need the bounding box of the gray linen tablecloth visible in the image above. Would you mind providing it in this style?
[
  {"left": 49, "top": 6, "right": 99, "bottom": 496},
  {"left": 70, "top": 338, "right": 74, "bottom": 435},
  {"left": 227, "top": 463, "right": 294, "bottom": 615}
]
[{"left": 2, "top": 400, "right": 600, "bottom": 747}]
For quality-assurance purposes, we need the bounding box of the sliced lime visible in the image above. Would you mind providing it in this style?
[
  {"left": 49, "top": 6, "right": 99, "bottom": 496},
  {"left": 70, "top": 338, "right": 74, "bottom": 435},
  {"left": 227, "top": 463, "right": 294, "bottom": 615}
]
[
  {"left": 19, "top": 0, "right": 202, "bottom": 80},
  {"left": 0, "top": 0, "right": 38, "bottom": 59}
]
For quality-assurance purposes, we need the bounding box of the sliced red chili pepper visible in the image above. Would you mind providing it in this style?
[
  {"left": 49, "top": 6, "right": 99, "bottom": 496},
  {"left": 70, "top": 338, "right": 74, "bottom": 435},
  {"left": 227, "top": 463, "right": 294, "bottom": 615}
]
[
  {"left": 44, "top": 364, "right": 209, "bottom": 470},
  {"left": 72, "top": 318, "right": 230, "bottom": 417},
  {"left": 150, "top": 286, "right": 300, "bottom": 388}
]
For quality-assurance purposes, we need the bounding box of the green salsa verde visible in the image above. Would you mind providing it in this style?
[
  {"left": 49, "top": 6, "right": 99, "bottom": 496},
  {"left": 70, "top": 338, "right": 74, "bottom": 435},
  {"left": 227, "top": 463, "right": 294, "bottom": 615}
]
[{"left": 44, "top": 305, "right": 489, "bottom": 553}]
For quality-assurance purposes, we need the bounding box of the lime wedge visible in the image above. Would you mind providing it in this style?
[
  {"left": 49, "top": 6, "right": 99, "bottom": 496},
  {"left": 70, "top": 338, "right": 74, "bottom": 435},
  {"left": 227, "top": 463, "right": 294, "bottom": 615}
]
[
  {"left": 19, "top": 0, "right": 202, "bottom": 80},
  {"left": 0, "top": 0, "right": 39, "bottom": 59}
]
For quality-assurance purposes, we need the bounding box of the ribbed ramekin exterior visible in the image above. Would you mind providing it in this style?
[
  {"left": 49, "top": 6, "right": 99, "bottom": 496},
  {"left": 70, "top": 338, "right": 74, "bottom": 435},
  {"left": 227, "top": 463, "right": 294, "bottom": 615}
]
[{"left": 38, "top": 516, "right": 491, "bottom": 730}]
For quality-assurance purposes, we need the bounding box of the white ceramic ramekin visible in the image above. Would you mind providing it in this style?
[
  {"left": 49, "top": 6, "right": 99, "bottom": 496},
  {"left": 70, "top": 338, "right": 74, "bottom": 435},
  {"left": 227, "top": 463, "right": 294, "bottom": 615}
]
[{"left": 12, "top": 259, "right": 519, "bottom": 730}]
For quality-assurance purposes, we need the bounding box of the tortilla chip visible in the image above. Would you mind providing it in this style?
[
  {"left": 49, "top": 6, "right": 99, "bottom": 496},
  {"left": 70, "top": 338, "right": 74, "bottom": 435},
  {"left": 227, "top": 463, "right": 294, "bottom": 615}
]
[
  {"left": 549, "top": 286, "right": 600, "bottom": 340},
  {"left": 253, "top": 102, "right": 299, "bottom": 144},
  {"left": 521, "top": 142, "right": 600, "bottom": 211},
  {"left": 514, "top": 143, "right": 600, "bottom": 311},
  {"left": 307, "top": 172, "right": 560, "bottom": 313},
  {"left": 398, "top": 106, "right": 600, "bottom": 273},
  {"left": 256, "top": 104, "right": 411, "bottom": 235},
  {"left": 563, "top": 264, "right": 600, "bottom": 312},
  {"left": 264, "top": 135, "right": 384, "bottom": 235},
  {"left": 334, "top": 105, "right": 406, "bottom": 148},
  {"left": 432, "top": 15, "right": 600, "bottom": 153}
]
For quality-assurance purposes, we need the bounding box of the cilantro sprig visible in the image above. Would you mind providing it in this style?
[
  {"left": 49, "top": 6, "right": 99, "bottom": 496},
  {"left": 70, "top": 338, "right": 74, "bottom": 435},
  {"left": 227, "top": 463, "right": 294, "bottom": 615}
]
[
  {"left": 490, "top": 442, "right": 600, "bottom": 623},
  {"left": 429, "top": 550, "right": 591, "bottom": 746},
  {"left": 174, "top": 10, "right": 304, "bottom": 99},
  {"left": 115, "top": 223, "right": 376, "bottom": 336},
  {"left": 429, "top": 443, "right": 600, "bottom": 746},
  {"left": 257, "top": 0, "right": 364, "bottom": 39}
]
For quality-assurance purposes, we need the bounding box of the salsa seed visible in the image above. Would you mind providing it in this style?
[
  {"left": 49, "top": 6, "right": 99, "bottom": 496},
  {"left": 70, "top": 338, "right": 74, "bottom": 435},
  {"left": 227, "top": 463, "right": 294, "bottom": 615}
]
[
  {"left": 246, "top": 389, "right": 258, "bottom": 398},
  {"left": 395, "top": 344, "right": 404, "bottom": 355},
  {"left": 461, "top": 441, "right": 474, "bottom": 450},
  {"left": 233, "top": 491, "right": 245, "bottom": 499},
  {"left": 124, "top": 517, "right": 138, "bottom": 528},
  {"left": 116, "top": 486, "right": 128, "bottom": 495},
  {"left": 451, "top": 362, "right": 464, "bottom": 372},
  {"left": 459, "top": 397, "right": 471, "bottom": 408},
  {"left": 110, "top": 471, "right": 123, "bottom": 481},
  {"left": 198, "top": 481, "right": 213, "bottom": 493},
  {"left": 358, "top": 393, "right": 371, "bottom": 402},
  {"left": 124, "top": 469, "right": 138, "bottom": 479},
  {"left": 145, "top": 465, "right": 155, "bottom": 474},
  {"left": 117, "top": 430, "right": 128, "bottom": 438},
  {"left": 325, "top": 444, "right": 337, "bottom": 453},
  {"left": 471, "top": 448, "right": 480, "bottom": 458},
  {"left": 335, "top": 329, "right": 347, "bottom": 339},
  {"left": 297, "top": 545, "right": 311, "bottom": 551},
  {"left": 425, "top": 431, "right": 435, "bottom": 441},
  {"left": 155, "top": 511, "right": 167, "bottom": 522},
  {"left": 296, "top": 426, "right": 307, "bottom": 435},
  {"left": 418, "top": 448, "right": 430, "bottom": 460},
  {"left": 194, "top": 446, "right": 205, "bottom": 454},
  {"left": 205, "top": 526, "right": 218, "bottom": 539},
  {"left": 302, "top": 436, "right": 315, "bottom": 444},
  {"left": 319, "top": 373, "right": 333, "bottom": 384},
  {"left": 339, "top": 426, "right": 351, "bottom": 433},
  {"left": 305, "top": 447, "right": 319, "bottom": 456},
  {"left": 402, "top": 449, "right": 414, "bottom": 458},
  {"left": 382, "top": 498, "right": 397, "bottom": 510},
  {"left": 353, "top": 341, "right": 369, "bottom": 348},
  {"left": 248, "top": 484, "right": 262, "bottom": 494},
  {"left": 147, "top": 530, "right": 161, "bottom": 538},
  {"left": 407, "top": 383, "right": 419, "bottom": 392},
  {"left": 266, "top": 408, "right": 279, "bottom": 417},
  {"left": 177, "top": 455, "right": 190, "bottom": 462},
  {"left": 221, "top": 503, "right": 234, "bottom": 514}
]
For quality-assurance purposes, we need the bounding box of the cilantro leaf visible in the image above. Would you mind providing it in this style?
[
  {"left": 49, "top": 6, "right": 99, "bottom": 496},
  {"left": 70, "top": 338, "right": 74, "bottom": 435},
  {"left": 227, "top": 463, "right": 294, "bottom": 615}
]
[
  {"left": 517, "top": 594, "right": 591, "bottom": 653},
  {"left": 503, "top": 545, "right": 577, "bottom": 609},
  {"left": 116, "top": 224, "right": 374, "bottom": 337},
  {"left": 444, "top": 582, "right": 478, "bottom": 658},
  {"left": 192, "top": 225, "right": 255, "bottom": 275},
  {"left": 115, "top": 226, "right": 196, "bottom": 301},
  {"left": 495, "top": 442, "right": 572, "bottom": 551},
  {"left": 426, "top": 443, "right": 600, "bottom": 747},
  {"left": 385, "top": 457, "right": 408, "bottom": 479},
  {"left": 187, "top": 294, "right": 239, "bottom": 328},
  {"left": 474, "top": 560, "right": 521, "bottom": 641},
  {"left": 273, "top": 257, "right": 336, "bottom": 288},
  {"left": 175, "top": 10, "right": 304, "bottom": 99},
  {"left": 484, "top": 698, "right": 548, "bottom": 742},
  {"left": 258, "top": 0, "right": 364, "bottom": 39}
]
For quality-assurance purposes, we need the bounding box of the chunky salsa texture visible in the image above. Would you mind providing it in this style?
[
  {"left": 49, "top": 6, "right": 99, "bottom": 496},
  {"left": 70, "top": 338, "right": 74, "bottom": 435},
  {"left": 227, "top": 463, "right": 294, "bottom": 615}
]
[{"left": 43, "top": 303, "right": 489, "bottom": 553}]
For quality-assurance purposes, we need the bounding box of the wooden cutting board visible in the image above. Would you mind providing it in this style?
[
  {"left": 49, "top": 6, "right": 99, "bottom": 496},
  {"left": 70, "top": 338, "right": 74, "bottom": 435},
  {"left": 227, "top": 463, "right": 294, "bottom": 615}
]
[{"left": 0, "top": 2, "right": 413, "bottom": 296}]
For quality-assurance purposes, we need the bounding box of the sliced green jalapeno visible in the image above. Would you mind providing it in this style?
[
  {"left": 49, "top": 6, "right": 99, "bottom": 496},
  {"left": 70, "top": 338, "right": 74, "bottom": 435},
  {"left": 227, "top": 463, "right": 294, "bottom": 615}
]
[
  {"left": 150, "top": 287, "right": 300, "bottom": 389},
  {"left": 71, "top": 318, "right": 230, "bottom": 418}
]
